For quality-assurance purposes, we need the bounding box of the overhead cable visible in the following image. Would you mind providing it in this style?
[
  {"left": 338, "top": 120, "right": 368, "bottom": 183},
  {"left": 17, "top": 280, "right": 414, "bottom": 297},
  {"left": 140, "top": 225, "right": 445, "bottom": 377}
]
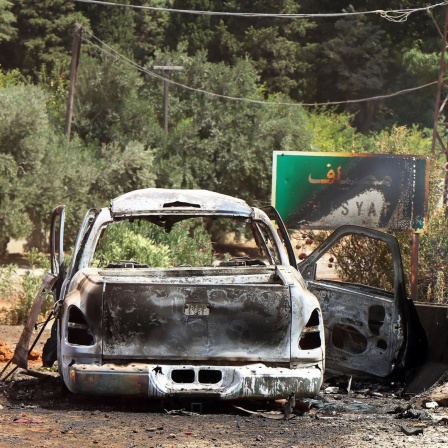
[
  {"left": 81, "top": 31, "right": 440, "bottom": 108},
  {"left": 73, "top": 0, "right": 448, "bottom": 23}
]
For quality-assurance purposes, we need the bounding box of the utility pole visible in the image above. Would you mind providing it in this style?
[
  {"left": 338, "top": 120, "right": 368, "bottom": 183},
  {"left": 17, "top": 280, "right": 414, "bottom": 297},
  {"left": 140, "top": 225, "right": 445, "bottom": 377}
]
[
  {"left": 153, "top": 64, "right": 183, "bottom": 133},
  {"left": 65, "top": 24, "right": 83, "bottom": 142}
]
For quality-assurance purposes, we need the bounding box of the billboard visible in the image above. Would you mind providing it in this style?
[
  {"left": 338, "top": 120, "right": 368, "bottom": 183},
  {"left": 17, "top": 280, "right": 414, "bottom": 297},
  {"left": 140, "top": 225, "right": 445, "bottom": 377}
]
[{"left": 272, "top": 152, "right": 428, "bottom": 232}]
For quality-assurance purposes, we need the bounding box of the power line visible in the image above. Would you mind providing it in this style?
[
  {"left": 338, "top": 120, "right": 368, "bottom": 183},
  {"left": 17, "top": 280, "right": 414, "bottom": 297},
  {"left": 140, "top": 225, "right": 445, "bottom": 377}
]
[
  {"left": 81, "top": 31, "right": 440, "bottom": 108},
  {"left": 73, "top": 0, "right": 448, "bottom": 23}
]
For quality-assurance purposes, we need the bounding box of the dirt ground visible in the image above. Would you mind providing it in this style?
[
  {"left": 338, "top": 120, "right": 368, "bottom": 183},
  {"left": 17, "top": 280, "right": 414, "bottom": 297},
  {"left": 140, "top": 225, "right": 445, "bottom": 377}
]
[
  {"left": 0, "top": 242, "right": 445, "bottom": 448},
  {"left": 0, "top": 326, "right": 448, "bottom": 448}
]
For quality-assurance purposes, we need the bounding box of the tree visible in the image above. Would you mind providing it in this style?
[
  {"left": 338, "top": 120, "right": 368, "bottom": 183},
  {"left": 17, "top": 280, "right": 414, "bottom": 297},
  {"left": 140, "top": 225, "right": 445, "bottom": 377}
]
[
  {"left": 0, "top": 154, "right": 30, "bottom": 254},
  {"left": 0, "top": 0, "right": 85, "bottom": 75},
  {"left": 306, "top": 108, "right": 365, "bottom": 152},
  {"left": 319, "top": 6, "right": 388, "bottom": 133},
  {"left": 150, "top": 52, "right": 312, "bottom": 204},
  {"left": 167, "top": 0, "right": 315, "bottom": 97},
  {"left": 75, "top": 0, "right": 135, "bottom": 54},
  {"left": 0, "top": 81, "right": 101, "bottom": 249},
  {"left": 73, "top": 53, "right": 155, "bottom": 145},
  {"left": 89, "top": 141, "right": 157, "bottom": 204},
  {"left": 133, "top": 0, "right": 173, "bottom": 62},
  {"left": 0, "top": 83, "right": 52, "bottom": 250},
  {"left": 382, "top": 48, "right": 439, "bottom": 129},
  {"left": 0, "top": 0, "right": 16, "bottom": 44}
]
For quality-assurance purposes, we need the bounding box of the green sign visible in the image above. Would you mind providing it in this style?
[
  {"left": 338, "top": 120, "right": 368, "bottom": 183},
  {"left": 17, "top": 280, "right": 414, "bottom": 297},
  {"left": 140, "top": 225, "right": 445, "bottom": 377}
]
[{"left": 272, "top": 152, "right": 428, "bottom": 232}]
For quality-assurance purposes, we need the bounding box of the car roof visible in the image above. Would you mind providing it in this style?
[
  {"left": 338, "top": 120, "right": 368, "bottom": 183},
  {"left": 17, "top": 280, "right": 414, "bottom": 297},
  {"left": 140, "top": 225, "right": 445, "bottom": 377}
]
[{"left": 110, "top": 188, "right": 253, "bottom": 217}]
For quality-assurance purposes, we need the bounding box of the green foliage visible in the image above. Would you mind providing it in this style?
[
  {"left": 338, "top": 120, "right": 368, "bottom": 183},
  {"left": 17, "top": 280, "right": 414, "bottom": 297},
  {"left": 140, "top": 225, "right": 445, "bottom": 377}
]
[
  {"left": 95, "top": 224, "right": 172, "bottom": 268},
  {"left": 143, "top": 220, "right": 215, "bottom": 267},
  {"left": 0, "top": 0, "right": 16, "bottom": 43},
  {"left": 25, "top": 248, "right": 51, "bottom": 271},
  {"left": 307, "top": 109, "right": 365, "bottom": 152},
  {"left": 1, "top": 0, "right": 85, "bottom": 75},
  {"left": 132, "top": 0, "right": 173, "bottom": 62},
  {"left": 91, "top": 0, "right": 136, "bottom": 52},
  {"left": 95, "top": 219, "right": 214, "bottom": 267},
  {"left": 151, "top": 51, "right": 311, "bottom": 204},
  {"left": 320, "top": 6, "right": 388, "bottom": 132},
  {"left": 37, "top": 62, "right": 71, "bottom": 128},
  {"left": 0, "top": 154, "right": 31, "bottom": 252},
  {"left": 384, "top": 48, "right": 439, "bottom": 129},
  {"left": 168, "top": 0, "right": 315, "bottom": 97},
  {"left": 417, "top": 207, "right": 448, "bottom": 302},
  {"left": 368, "top": 125, "right": 432, "bottom": 156},
  {"left": 0, "top": 83, "right": 50, "bottom": 168},
  {"left": 0, "top": 250, "right": 52, "bottom": 325},
  {"left": 90, "top": 141, "right": 157, "bottom": 203},
  {"left": 0, "top": 83, "right": 52, "bottom": 249},
  {"left": 0, "top": 66, "right": 22, "bottom": 87},
  {"left": 74, "top": 53, "right": 154, "bottom": 145}
]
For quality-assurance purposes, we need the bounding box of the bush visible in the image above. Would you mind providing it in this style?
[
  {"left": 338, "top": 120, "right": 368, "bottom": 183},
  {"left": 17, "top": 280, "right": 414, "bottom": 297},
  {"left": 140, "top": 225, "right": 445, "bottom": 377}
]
[
  {"left": 94, "top": 219, "right": 215, "bottom": 268},
  {"left": 0, "top": 250, "right": 52, "bottom": 325},
  {"left": 417, "top": 207, "right": 448, "bottom": 302}
]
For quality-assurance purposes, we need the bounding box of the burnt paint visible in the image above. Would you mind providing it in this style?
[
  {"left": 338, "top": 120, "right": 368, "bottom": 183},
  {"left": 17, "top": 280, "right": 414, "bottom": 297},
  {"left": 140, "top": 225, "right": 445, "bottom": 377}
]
[
  {"left": 102, "top": 283, "right": 291, "bottom": 362},
  {"left": 309, "top": 281, "right": 399, "bottom": 377}
]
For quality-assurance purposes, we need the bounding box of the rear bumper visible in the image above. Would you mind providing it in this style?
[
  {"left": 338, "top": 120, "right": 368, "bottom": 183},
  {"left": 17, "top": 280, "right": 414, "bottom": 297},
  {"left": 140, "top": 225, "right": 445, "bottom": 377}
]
[{"left": 66, "top": 362, "right": 323, "bottom": 399}]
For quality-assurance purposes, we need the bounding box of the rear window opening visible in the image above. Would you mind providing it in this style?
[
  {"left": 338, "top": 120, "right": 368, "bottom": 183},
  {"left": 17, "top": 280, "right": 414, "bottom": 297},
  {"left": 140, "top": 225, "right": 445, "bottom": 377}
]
[{"left": 93, "top": 216, "right": 282, "bottom": 269}]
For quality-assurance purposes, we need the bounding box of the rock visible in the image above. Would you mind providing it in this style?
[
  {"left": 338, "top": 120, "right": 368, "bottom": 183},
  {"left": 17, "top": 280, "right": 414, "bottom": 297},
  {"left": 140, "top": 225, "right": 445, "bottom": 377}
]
[
  {"left": 425, "top": 401, "right": 439, "bottom": 409},
  {"left": 430, "top": 383, "right": 448, "bottom": 406},
  {"left": 324, "top": 387, "right": 339, "bottom": 394}
]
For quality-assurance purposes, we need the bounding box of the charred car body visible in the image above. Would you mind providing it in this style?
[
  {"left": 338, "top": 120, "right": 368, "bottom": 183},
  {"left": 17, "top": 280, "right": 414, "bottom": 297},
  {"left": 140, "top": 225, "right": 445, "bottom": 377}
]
[
  {"left": 46, "top": 189, "right": 325, "bottom": 399},
  {"left": 40, "top": 188, "right": 426, "bottom": 400}
]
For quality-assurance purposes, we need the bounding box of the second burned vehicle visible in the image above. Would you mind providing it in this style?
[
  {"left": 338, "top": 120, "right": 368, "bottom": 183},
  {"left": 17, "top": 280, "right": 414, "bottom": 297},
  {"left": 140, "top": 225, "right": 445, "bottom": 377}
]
[{"left": 37, "top": 188, "right": 426, "bottom": 400}]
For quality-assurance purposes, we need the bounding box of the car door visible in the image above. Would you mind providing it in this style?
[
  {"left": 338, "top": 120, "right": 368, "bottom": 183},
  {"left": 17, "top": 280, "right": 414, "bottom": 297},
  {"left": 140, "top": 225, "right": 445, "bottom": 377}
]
[{"left": 298, "top": 225, "right": 426, "bottom": 378}]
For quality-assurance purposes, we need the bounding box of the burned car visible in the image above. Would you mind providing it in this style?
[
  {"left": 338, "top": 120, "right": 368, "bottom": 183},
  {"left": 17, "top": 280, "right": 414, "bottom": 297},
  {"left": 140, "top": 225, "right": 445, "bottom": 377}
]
[{"left": 44, "top": 189, "right": 325, "bottom": 400}]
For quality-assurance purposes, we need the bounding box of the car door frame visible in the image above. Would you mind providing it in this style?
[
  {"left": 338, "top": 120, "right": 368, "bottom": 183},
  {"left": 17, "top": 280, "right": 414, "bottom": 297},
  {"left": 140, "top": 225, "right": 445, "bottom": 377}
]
[{"left": 298, "top": 225, "right": 416, "bottom": 378}]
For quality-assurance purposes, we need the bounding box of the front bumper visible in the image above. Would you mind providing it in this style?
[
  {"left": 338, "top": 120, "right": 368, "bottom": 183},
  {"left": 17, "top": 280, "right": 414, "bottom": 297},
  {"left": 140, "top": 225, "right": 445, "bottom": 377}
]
[{"left": 66, "top": 362, "right": 323, "bottom": 399}]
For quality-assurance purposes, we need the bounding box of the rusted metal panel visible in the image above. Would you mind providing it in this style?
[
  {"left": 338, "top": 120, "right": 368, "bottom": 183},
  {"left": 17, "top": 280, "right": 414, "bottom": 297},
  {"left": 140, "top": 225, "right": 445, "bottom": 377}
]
[{"left": 102, "top": 282, "right": 291, "bottom": 362}]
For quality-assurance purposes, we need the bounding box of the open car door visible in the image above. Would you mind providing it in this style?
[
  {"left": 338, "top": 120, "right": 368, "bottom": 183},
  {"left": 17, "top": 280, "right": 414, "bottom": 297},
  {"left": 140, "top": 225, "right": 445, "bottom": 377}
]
[
  {"left": 7, "top": 206, "right": 66, "bottom": 371},
  {"left": 298, "top": 225, "right": 426, "bottom": 378}
]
